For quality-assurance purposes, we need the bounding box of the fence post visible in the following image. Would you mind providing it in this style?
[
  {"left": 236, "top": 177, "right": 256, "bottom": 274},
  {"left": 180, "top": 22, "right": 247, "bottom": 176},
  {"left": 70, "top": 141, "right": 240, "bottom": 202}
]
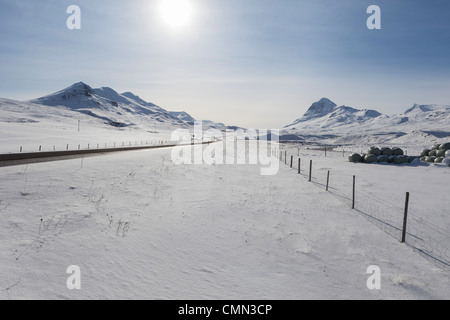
[
  {"left": 326, "top": 170, "right": 330, "bottom": 191},
  {"left": 309, "top": 160, "right": 312, "bottom": 182},
  {"left": 325, "top": 146, "right": 327, "bottom": 157},
  {"left": 20, "top": 146, "right": 22, "bottom": 153},
  {"left": 352, "top": 175, "right": 356, "bottom": 209},
  {"left": 298, "top": 158, "right": 301, "bottom": 174},
  {"left": 285, "top": 151, "right": 287, "bottom": 165},
  {"left": 290, "top": 155, "right": 293, "bottom": 168},
  {"left": 401, "top": 192, "right": 410, "bottom": 243}
]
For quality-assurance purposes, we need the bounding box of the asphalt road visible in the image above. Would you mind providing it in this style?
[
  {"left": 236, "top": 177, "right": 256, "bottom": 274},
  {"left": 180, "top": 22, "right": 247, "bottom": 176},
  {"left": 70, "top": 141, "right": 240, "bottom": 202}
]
[{"left": 0, "top": 142, "right": 207, "bottom": 167}]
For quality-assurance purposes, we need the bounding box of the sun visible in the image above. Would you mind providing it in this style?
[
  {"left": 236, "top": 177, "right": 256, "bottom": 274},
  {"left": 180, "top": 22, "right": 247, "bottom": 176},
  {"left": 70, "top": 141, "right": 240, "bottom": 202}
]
[{"left": 159, "top": 0, "right": 193, "bottom": 29}]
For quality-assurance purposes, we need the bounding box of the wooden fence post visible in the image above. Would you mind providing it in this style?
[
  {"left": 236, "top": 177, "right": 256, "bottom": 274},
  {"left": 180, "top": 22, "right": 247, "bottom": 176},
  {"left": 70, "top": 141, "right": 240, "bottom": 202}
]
[
  {"left": 326, "top": 170, "right": 330, "bottom": 191},
  {"left": 352, "top": 175, "right": 356, "bottom": 209},
  {"left": 309, "top": 160, "right": 312, "bottom": 182},
  {"left": 401, "top": 192, "right": 410, "bottom": 243},
  {"left": 298, "top": 158, "right": 301, "bottom": 174},
  {"left": 290, "top": 155, "right": 293, "bottom": 168}
]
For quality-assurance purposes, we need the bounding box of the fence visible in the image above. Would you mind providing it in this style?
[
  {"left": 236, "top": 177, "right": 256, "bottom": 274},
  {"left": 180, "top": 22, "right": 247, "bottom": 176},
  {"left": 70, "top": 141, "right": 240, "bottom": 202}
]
[
  {"left": 277, "top": 143, "right": 450, "bottom": 271},
  {"left": 12, "top": 140, "right": 174, "bottom": 154}
]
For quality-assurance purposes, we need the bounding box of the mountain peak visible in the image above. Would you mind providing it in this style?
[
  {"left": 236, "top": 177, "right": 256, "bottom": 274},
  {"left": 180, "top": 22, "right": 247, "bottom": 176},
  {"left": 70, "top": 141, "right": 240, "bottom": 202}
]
[
  {"left": 65, "top": 82, "right": 94, "bottom": 95},
  {"left": 169, "top": 111, "right": 195, "bottom": 123},
  {"left": 304, "top": 98, "right": 337, "bottom": 118},
  {"left": 317, "top": 97, "right": 335, "bottom": 104},
  {"left": 404, "top": 104, "right": 433, "bottom": 114},
  {"left": 29, "top": 82, "right": 95, "bottom": 106}
]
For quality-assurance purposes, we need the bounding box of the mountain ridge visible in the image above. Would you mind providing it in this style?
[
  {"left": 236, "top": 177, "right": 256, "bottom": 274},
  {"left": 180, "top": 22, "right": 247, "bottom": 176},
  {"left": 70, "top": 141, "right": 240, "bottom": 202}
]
[
  {"left": 26, "top": 82, "right": 230, "bottom": 130},
  {"left": 283, "top": 98, "right": 450, "bottom": 145}
]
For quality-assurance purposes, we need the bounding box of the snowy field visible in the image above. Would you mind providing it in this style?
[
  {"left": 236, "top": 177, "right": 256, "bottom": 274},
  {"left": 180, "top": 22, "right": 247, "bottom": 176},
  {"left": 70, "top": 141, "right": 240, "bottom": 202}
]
[
  {"left": 281, "top": 144, "right": 450, "bottom": 270},
  {"left": 0, "top": 141, "right": 449, "bottom": 300},
  {"left": 0, "top": 98, "right": 177, "bottom": 154}
]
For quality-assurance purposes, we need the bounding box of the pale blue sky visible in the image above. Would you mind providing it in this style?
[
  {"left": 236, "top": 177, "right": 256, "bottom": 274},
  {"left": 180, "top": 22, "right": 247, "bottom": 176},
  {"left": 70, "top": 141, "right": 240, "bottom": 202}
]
[{"left": 1, "top": 0, "right": 450, "bottom": 128}]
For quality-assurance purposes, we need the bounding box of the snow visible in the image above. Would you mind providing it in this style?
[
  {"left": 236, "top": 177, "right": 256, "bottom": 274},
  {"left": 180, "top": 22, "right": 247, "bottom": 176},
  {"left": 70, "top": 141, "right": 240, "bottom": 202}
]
[
  {"left": 0, "top": 141, "right": 449, "bottom": 300},
  {"left": 0, "top": 98, "right": 176, "bottom": 154},
  {"left": 0, "top": 92, "right": 449, "bottom": 300},
  {"left": 169, "top": 111, "right": 196, "bottom": 123}
]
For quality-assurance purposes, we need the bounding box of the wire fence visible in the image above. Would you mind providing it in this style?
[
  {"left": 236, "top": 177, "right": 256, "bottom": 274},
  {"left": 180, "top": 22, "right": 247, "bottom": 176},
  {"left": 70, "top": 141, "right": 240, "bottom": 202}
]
[{"left": 278, "top": 143, "right": 450, "bottom": 271}]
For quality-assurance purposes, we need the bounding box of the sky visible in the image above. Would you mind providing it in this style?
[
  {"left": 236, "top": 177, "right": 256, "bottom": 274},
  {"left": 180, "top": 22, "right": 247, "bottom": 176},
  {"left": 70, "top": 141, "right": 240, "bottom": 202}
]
[{"left": 1, "top": 0, "right": 450, "bottom": 129}]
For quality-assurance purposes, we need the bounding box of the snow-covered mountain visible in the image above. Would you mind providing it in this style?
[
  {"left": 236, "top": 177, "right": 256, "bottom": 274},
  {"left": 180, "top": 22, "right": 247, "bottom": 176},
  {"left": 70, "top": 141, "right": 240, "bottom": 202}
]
[
  {"left": 29, "top": 82, "right": 186, "bottom": 128},
  {"left": 169, "top": 111, "right": 233, "bottom": 131},
  {"left": 25, "top": 82, "right": 236, "bottom": 131},
  {"left": 169, "top": 111, "right": 196, "bottom": 123},
  {"left": 283, "top": 98, "right": 450, "bottom": 147},
  {"left": 286, "top": 98, "right": 386, "bottom": 130}
]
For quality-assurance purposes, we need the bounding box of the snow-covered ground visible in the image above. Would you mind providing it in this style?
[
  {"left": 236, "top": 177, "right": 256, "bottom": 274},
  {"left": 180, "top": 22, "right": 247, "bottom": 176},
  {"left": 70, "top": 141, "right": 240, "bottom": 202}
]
[
  {"left": 0, "top": 141, "right": 448, "bottom": 300},
  {"left": 0, "top": 97, "right": 177, "bottom": 154}
]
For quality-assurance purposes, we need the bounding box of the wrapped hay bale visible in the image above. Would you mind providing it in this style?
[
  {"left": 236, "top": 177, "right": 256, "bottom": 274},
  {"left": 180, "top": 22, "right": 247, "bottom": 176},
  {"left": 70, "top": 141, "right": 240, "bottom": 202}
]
[
  {"left": 381, "top": 147, "right": 393, "bottom": 156},
  {"left": 421, "top": 149, "right": 431, "bottom": 157},
  {"left": 349, "top": 153, "right": 363, "bottom": 163},
  {"left": 377, "top": 155, "right": 389, "bottom": 163},
  {"left": 425, "top": 156, "right": 436, "bottom": 163},
  {"left": 443, "top": 157, "right": 450, "bottom": 166},
  {"left": 364, "top": 154, "right": 378, "bottom": 163},
  {"left": 436, "top": 149, "right": 446, "bottom": 157},
  {"left": 368, "top": 147, "right": 381, "bottom": 156},
  {"left": 432, "top": 143, "right": 441, "bottom": 150},
  {"left": 429, "top": 149, "right": 438, "bottom": 157},
  {"left": 397, "top": 156, "right": 409, "bottom": 164},
  {"left": 439, "top": 142, "right": 450, "bottom": 151},
  {"left": 392, "top": 147, "right": 404, "bottom": 156},
  {"left": 434, "top": 157, "right": 444, "bottom": 163},
  {"left": 446, "top": 150, "right": 450, "bottom": 157},
  {"left": 420, "top": 156, "right": 427, "bottom": 162}
]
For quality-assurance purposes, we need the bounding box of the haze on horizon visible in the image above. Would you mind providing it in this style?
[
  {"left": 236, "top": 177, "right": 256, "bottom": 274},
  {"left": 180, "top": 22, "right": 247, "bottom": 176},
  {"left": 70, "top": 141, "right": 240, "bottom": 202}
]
[{"left": 1, "top": 0, "right": 450, "bottom": 129}]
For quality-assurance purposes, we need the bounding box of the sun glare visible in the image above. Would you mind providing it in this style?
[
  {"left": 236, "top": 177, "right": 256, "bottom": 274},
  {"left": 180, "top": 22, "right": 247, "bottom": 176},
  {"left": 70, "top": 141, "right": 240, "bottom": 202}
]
[{"left": 160, "top": 0, "right": 193, "bottom": 29}]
